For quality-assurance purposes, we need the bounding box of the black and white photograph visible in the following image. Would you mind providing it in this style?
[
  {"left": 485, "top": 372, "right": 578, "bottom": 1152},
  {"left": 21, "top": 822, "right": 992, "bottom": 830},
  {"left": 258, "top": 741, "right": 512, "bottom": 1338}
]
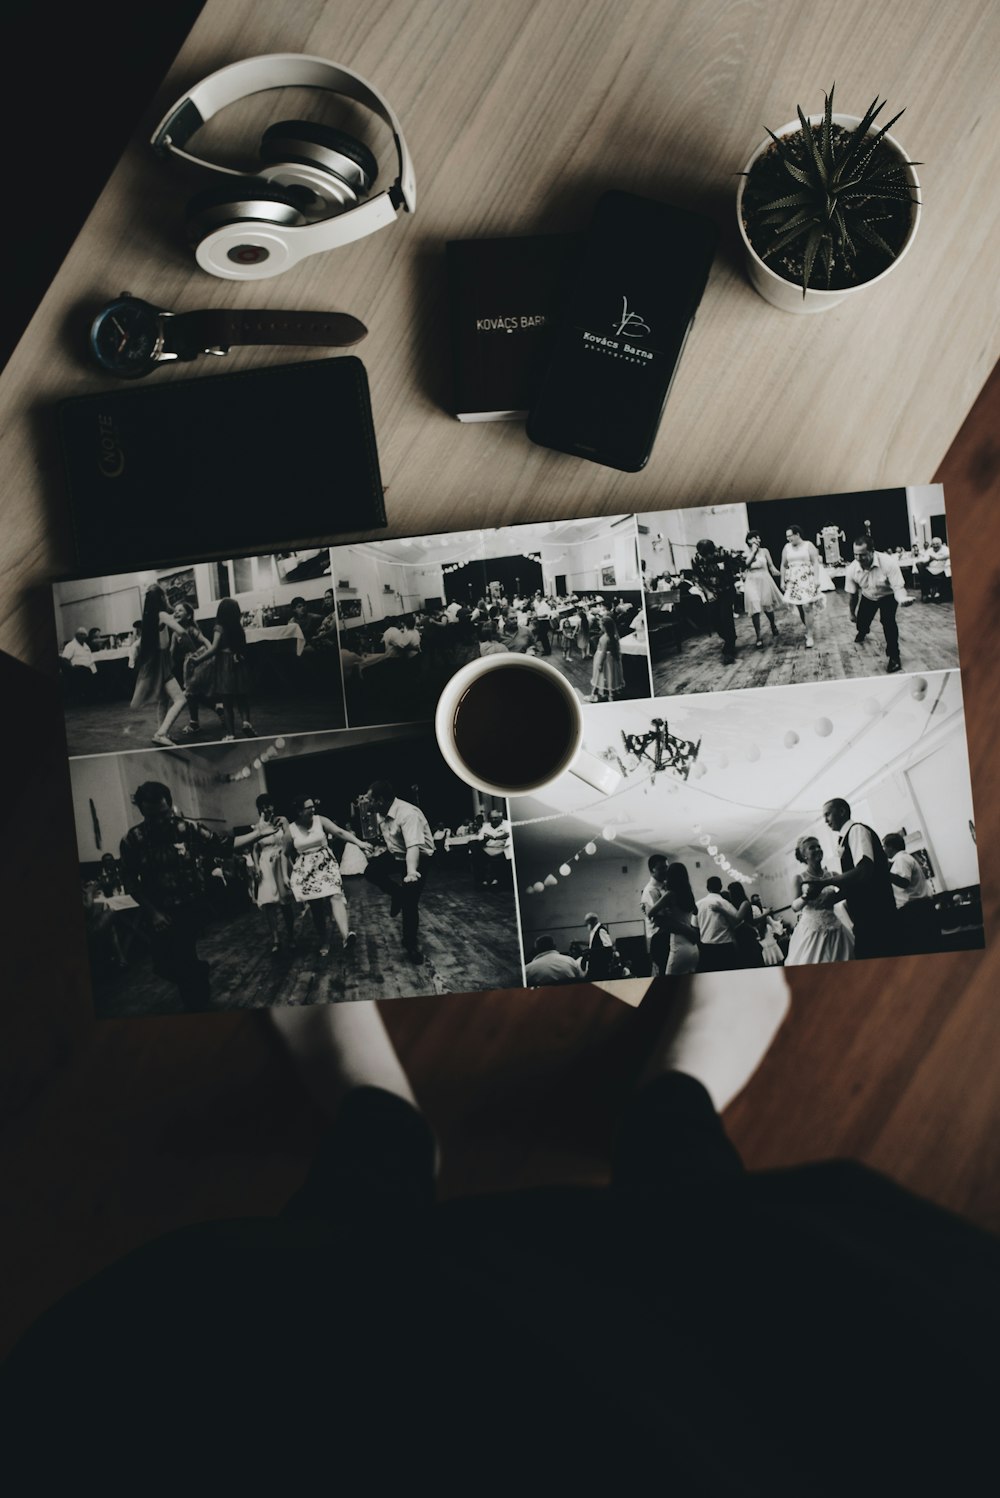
[
  {"left": 640, "top": 485, "right": 958, "bottom": 696},
  {"left": 54, "top": 550, "right": 346, "bottom": 757},
  {"left": 334, "top": 514, "right": 652, "bottom": 728},
  {"left": 71, "top": 726, "right": 524, "bottom": 1017},
  {"left": 509, "top": 670, "right": 981, "bottom": 982},
  {"left": 479, "top": 515, "right": 651, "bottom": 703}
]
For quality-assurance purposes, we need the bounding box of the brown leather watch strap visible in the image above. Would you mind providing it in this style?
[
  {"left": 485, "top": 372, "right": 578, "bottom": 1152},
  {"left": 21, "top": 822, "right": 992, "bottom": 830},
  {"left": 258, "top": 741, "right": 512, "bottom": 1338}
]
[{"left": 171, "top": 309, "right": 367, "bottom": 357}]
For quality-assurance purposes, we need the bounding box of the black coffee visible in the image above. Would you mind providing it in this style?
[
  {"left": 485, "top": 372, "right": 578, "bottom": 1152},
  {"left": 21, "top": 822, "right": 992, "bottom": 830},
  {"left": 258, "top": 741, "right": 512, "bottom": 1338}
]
[{"left": 453, "top": 665, "right": 576, "bottom": 790}]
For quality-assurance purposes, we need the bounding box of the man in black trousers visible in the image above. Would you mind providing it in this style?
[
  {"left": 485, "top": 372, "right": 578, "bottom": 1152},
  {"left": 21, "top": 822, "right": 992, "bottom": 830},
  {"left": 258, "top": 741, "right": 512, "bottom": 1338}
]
[
  {"left": 364, "top": 779, "right": 435, "bottom": 963},
  {"left": 844, "top": 537, "right": 914, "bottom": 675},
  {"left": 691, "top": 539, "right": 739, "bottom": 666},
  {"left": 816, "top": 797, "right": 900, "bottom": 960}
]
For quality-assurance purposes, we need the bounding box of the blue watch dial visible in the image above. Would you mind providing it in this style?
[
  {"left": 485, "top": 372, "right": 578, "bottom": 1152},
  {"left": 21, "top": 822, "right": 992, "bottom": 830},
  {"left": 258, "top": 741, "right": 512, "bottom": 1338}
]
[{"left": 90, "top": 296, "right": 163, "bottom": 378}]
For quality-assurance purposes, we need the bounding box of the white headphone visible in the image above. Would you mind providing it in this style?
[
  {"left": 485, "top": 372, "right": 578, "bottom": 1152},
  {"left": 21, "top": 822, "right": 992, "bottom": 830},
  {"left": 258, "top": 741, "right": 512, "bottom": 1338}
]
[{"left": 151, "top": 54, "right": 416, "bottom": 280}]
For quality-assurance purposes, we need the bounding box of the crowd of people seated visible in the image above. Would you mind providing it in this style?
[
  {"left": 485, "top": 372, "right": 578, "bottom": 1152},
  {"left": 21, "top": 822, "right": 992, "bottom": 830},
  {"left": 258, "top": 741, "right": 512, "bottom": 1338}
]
[
  {"left": 429, "top": 808, "right": 513, "bottom": 888},
  {"left": 340, "top": 588, "right": 645, "bottom": 711}
]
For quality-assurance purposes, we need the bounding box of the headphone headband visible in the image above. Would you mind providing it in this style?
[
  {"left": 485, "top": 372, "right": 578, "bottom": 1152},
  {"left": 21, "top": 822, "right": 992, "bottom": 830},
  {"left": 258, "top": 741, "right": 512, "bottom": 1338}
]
[{"left": 152, "top": 52, "right": 415, "bottom": 210}]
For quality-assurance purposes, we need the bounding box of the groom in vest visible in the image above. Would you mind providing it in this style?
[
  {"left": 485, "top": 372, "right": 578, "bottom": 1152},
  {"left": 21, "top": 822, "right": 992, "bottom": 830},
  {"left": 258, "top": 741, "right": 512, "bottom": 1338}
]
[{"left": 813, "top": 798, "right": 899, "bottom": 960}]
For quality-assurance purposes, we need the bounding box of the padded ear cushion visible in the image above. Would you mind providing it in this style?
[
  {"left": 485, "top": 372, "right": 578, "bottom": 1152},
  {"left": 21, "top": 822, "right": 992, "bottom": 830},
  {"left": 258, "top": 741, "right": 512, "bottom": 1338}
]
[
  {"left": 260, "top": 120, "right": 378, "bottom": 188},
  {"left": 185, "top": 176, "right": 311, "bottom": 227}
]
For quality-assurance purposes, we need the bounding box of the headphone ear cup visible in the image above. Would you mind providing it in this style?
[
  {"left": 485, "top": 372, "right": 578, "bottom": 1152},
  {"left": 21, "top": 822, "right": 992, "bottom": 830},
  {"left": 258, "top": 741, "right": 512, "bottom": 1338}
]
[
  {"left": 259, "top": 119, "right": 378, "bottom": 197},
  {"left": 185, "top": 177, "right": 310, "bottom": 241}
]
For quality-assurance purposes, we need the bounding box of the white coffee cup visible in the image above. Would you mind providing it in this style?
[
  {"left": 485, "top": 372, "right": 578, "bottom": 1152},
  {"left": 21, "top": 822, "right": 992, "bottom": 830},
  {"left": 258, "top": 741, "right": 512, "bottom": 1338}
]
[{"left": 434, "top": 654, "right": 622, "bottom": 798}]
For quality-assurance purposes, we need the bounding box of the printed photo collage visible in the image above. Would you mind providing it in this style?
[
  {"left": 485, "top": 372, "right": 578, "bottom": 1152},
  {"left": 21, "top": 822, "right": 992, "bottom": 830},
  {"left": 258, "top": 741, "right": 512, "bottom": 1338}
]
[{"left": 56, "top": 488, "right": 982, "bottom": 1017}]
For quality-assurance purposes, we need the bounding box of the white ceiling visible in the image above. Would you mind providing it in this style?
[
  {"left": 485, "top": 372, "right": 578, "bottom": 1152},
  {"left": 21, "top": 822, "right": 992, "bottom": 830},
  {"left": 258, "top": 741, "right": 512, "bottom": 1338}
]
[
  {"left": 509, "top": 670, "right": 964, "bottom": 870},
  {"left": 337, "top": 514, "right": 636, "bottom": 567}
]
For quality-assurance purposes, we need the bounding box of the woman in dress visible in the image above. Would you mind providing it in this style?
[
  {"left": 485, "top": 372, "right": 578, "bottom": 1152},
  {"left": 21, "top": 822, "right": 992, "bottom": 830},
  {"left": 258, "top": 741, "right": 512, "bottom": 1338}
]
[
  {"left": 130, "top": 584, "right": 190, "bottom": 746},
  {"left": 726, "top": 881, "right": 765, "bottom": 967},
  {"left": 785, "top": 834, "right": 855, "bottom": 966},
  {"left": 750, "top": 894, "right": 785, "bottom": 966},
  {"left": 779, "top": 525, "right": 824, "bottom": 650},
  {"left": 169, "top": 602, "right": 215, "bottom": 739},
  {"left": 283, "top": 793, "right": 369, "bottom": 960},
  {"left": 252, "top": 793, "right": 296, "bottom": 954},
  {"left": 559, "top": 609, "right": 578, "bottom": 660},
  {"left": 185, "top": 598, "right": 255, "bottom": 742},
  {"left": 589, "top": 615, "right": 625, "bottom": 702},
  {"left": 742, "top": 531, "right": 783, "bottom": 648},
  {"left": 661, "top": 862, "right": 701, "bottom": 975},
  {"left": 575, "top": 606, "right": 592, "bottom": 659}
]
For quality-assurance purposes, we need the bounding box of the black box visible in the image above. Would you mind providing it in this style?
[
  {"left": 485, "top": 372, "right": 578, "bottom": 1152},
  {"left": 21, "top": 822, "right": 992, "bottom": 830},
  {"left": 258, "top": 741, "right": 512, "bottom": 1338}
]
[
  {"left": 447, "top": 234, "right": 578, "bottom": 421},
  {"left": 57, "top": 355, "right": 385, "bottom": 573}
]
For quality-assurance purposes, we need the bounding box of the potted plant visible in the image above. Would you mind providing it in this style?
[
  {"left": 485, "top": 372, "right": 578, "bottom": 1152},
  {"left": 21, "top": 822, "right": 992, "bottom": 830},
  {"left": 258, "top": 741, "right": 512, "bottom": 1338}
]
[{"left": 736, "top": 87, "right": 921, "bottom": 313}]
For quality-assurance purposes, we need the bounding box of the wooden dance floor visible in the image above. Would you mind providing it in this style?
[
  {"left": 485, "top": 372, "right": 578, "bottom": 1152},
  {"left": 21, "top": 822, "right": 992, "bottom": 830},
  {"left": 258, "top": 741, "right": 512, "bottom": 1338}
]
[
  {"left": 63, "top": 691, "right": 345, "bottom": 758},
  {"left": 92, "top": 868, "right": 523, "bottom": 1017},
  {"left": 653, "top": 588, "right": 959, "bottom": 696}
]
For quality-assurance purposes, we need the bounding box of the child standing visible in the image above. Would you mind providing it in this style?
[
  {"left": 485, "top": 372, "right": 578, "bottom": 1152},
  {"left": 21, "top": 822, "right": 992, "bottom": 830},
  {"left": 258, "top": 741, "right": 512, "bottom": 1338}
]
[{"left": 185, "top": 598, "right": 255, "bottom": 741}]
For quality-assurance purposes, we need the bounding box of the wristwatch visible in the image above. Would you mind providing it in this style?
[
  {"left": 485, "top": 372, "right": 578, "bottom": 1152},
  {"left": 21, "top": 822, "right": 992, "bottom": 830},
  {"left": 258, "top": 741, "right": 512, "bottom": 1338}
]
[{"left": 89, "top": 293, "right": 367, "bottom": 378}]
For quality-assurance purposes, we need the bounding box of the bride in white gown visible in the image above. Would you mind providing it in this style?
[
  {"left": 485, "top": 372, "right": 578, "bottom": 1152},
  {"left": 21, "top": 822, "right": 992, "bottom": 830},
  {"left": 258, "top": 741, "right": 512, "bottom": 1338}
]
[{"left": 785, "top": 834, "right": 855, "bottom": 966}]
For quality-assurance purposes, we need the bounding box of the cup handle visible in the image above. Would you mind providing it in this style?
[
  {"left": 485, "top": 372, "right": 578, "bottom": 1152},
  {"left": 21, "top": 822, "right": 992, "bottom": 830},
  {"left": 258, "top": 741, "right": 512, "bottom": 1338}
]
[{"left": 568, "top": 749, "right": 623, "bottom": 796}]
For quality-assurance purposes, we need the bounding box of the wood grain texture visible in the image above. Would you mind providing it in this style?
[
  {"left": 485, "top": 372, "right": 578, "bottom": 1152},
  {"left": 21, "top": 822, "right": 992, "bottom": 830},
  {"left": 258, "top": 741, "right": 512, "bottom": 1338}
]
[
  {"left": 1, "top": 0, "right": 999, "bottom": 1362},
  {"left": 2, "top": 0, "right": 1000, "bottom": 669}
]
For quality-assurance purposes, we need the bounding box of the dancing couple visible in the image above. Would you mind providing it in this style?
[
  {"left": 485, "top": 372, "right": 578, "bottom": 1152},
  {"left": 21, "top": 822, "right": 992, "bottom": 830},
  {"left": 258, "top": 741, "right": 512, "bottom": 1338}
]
[
  {"left": 785, "top": 798, "right": 900, "bottom": 965},
  {"left": 264, "top": 779, "right": 437, "bottom": 968},
  {"left": 131, "top": 584, "right": 256, "bottom": 747}
]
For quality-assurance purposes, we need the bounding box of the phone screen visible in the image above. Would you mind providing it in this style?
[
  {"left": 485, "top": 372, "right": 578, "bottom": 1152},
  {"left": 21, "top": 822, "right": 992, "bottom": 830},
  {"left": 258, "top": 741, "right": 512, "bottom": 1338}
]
[{"left": 526, "top": 192, "right": 719, "bottom": 471}]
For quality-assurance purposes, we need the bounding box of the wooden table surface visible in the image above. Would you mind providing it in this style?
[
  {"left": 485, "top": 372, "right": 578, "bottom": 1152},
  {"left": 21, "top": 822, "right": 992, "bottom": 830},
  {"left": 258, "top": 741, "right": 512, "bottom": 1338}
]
[
  {"left": 2, "top": 0, "right": 1000, "bottom": 1359},
  {"left": 2, "top": 0, "right": 999, "bottom": 670}
]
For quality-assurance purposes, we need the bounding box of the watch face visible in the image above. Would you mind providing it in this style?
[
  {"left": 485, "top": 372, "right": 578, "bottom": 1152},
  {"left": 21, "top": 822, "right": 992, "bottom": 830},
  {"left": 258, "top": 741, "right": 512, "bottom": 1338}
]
[{"left": 90, "top": 296, "right": 163, "bottom": 378}]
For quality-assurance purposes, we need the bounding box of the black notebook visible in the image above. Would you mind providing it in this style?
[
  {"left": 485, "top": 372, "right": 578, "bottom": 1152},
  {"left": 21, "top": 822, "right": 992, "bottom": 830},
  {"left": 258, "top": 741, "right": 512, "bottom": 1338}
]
[
  {"left": 57, "top": 356, "right": 385, "bottom": 572},
  {"left": 447, "top": 234, "right": 578, "bottom": 420}
]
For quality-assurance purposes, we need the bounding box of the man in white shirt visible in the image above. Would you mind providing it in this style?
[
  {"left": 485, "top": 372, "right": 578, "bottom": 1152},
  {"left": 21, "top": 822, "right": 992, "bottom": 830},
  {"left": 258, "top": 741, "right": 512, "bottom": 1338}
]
[
  {"left": 531, "top": 594, "right": 553, "bottom": 655},
  {"left": 696, "top": 877, "right": 741, "bottom": 971},
  {"left": 381, "top": 615, "right": 422, "bottom": 658},
  {"left": 524, "top": 935, "right": 584, "bottom": 986},
  {"left": 583, "top": 911, "right": 616, "bottom": 981},
  {"left": 472, "top": 808, "right": 511, "bottom": 886},
  {"left": 916, "top": 537, "right": 952, "bottom": 602},
  {"left": 364, "top": 779, "right": 436, "bottom": 961},
  {"left": 62, "top": 628, "right": 97, "bottom": 674},
  {"left": 444, "top": 600, "right": 462, "bottom": 623},
  {"left": 883, "top": 831, "right": 938, "bottom": 954},
  {"left": 844, "top": 537, "right": 914, "bottom": 674}
]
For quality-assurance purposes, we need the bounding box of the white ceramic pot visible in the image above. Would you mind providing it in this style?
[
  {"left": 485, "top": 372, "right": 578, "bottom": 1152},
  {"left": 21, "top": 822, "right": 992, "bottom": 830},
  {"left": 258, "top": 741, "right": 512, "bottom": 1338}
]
[{"left": 736, "top": 112, "right": 921, "bottom": 314}]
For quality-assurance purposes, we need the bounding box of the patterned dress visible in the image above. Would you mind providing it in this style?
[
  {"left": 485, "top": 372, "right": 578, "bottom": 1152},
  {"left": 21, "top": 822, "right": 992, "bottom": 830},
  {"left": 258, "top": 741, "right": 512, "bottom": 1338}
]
[
  {"left": 288, "top": 818, "right": 343, "bottom": 901},
  {"left": 781, "top": 541, "right": 824, "bottom": 607}
]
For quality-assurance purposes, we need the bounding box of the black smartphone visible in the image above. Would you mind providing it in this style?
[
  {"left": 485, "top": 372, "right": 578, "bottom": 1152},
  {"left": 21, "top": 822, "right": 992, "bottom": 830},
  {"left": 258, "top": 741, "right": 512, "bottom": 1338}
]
[{"left": 526, "top": 191, "right": 719, "bottom": 472}]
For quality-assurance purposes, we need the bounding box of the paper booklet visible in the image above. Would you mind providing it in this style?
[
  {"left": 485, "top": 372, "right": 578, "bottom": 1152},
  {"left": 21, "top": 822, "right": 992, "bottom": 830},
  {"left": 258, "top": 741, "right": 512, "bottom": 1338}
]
[{"left": 54, "top": 484, "right": 981, "bottom": 1020}]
